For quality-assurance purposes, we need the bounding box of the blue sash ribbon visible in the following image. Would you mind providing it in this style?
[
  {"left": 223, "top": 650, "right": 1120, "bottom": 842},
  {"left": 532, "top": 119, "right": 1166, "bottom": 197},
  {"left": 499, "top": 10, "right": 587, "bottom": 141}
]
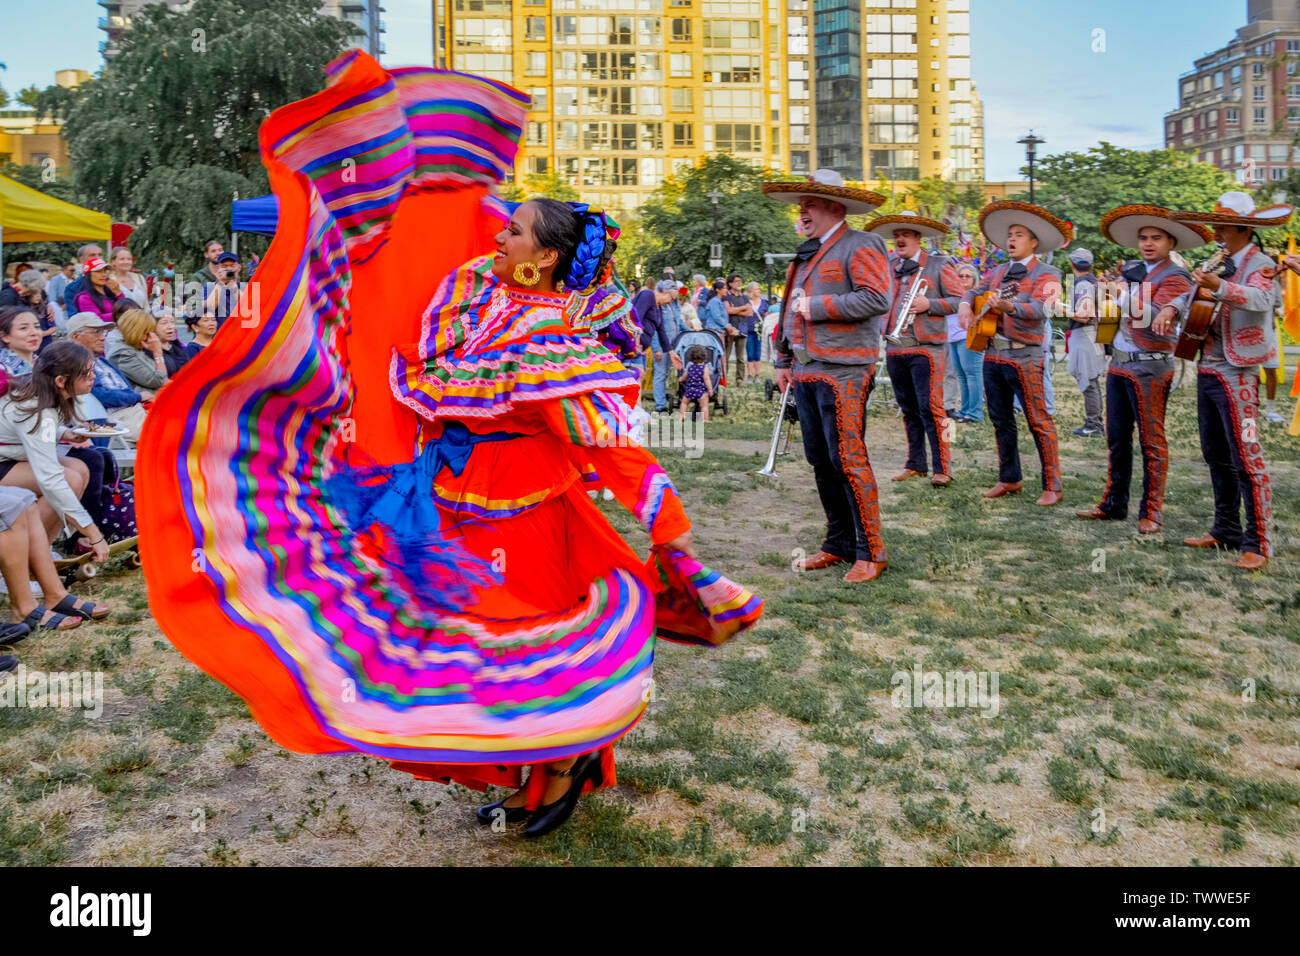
[{"left": 325, "top": 422, "right": 519, "bottom": 612}]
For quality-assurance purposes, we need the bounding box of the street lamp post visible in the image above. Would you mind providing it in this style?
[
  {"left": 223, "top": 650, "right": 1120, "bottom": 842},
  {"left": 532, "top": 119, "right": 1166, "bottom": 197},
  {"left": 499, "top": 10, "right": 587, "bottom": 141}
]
[
  {"left": 1018, "top": 132, "right": 1045, "bottom": 205},
  {"left": 706, "top": 190, "right": 723, "bottom": 272}
]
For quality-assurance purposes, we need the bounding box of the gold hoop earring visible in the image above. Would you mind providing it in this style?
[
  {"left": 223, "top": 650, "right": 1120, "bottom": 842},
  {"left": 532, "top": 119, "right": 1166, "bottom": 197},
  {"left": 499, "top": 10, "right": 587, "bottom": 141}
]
[{"left": 514, "top": 261, "right": 541, "bottom": 286}]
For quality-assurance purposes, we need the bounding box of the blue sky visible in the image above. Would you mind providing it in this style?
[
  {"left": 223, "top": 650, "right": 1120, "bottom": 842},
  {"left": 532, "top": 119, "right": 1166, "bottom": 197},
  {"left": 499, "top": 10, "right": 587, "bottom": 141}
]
[{"left": 0, "top": 0, "right": 1251, "bottom": 180}]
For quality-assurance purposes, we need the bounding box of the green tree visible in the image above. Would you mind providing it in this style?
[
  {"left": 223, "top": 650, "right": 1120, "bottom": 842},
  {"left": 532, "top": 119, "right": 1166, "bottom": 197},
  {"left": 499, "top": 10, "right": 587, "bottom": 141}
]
[
  {"left": 40, "top": 0, "right": 359, "bottom": 271},
  {"left": 636, "top": 154, "right": 796, "bottom": 281},
  {"left": 1010, "top": 143, "right": 1235, "bottom": 268},
  {"left": 15, "top": 85, "right": 41, "bottom": 109}
]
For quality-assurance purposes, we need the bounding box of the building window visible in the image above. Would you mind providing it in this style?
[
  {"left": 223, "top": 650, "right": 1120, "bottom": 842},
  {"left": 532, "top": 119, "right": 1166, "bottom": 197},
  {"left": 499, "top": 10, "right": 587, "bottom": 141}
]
[
  {"left": 1253, "top": 62, "right": 1265, "bottom": 78},
  {"left": 1289, "top": 106, "right": 1300, "bottom": 125},
  {"left": 671, "top": 18, "right": 691, "bottom": 42},
  {"left": 703, "top": 19, "right": 760, "bottom": 49},
  {"left": 671, "top": 88, "right": 693, "bottom": 112},
  {"left": 706, "top": 123, "right": 762, "bottom": 153},
  {"left": 1272, "top": 166, "right": 1287, "bottom": 180},
  {"left": 704, "top": 53, "right": 761, "bottom": 83},
  {"left": 1254, "top": 85, "right": 1267, "bottom": 102},
  {"left": 525, "top": 52, "right": 546, "bottom": 76},
  {"left": 525, "top": 17, "right": 545, "bottom": 41},
  {"left": 1254, "top": 106, "right": 1267, "bottom": 124},
  {"left": 526, "top": 122, "right": 548, "bottom": 146},
  {"left": 672, "top": 122, "right": 694, "bottom": 147},
  {"left": 1290, "top": 83, "right": 1300, "bottom": 99},
  {"left": 670, "top": 53, "right": 692, "bottom": 77},
  {"left": 1226, "top": 108, "right": 1239, "bottom": 124},
  {"left": 1288, "top": 39, "right": 1300, "bottom": 53},
  {"left": 528, "top": 88, "right": 547, "bottom": 112}
]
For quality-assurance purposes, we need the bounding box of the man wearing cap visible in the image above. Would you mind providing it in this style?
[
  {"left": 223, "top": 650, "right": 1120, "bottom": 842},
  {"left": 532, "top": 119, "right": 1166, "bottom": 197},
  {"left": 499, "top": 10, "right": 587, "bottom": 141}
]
[
  {"left": 958, "top": 201, "right": 1069, "bottom": 506},
  {"left": 1077, "top": 206, "right": 1208, "bottom": 535},
  {"left": 764, "top": 169, "right": 894, "bottom": 583},
  {"left": 1160, "top": 192, "right": 1292, "bottom": 570},
  {"left": 203, "top": 252, "right": 244, "bottom": 327},
  {"left": 1066, "top": 247, "right": 1106, "bottom": 437},
  {"left": 67, "top": 311, "right": 152, "bottom": 443},
  {"left": 867, "top": 212, "right": 964, "bottom": 487}
]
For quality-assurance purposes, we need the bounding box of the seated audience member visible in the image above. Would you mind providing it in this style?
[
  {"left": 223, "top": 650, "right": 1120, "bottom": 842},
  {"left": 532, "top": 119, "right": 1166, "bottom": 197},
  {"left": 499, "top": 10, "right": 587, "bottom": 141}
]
[
  {"left": 107, "top": 308, "right": 170, "bottom": 391},
  {"left": 183, "top": 312, "right": 218, "bottom": 358},
  {"left": 155, "top": 311, "right": 191, "bottom": 377},
  {"left": 73, "top": 258, "right": 123, "bottom": 323},
  {"left": 67, "top": 312, "right": 150, "bottom": 443},
  {"left": 0, "top": 342, "right": 113, "bottom": 561},
  {"left": 0, "top": 485, "right": 109, "bottom": 635},
  {"left": 0, "top": 306, "right": 44, "bottom": 376},
  {"left": 0, "top": 269, "right": 57, "bottom": 350}
]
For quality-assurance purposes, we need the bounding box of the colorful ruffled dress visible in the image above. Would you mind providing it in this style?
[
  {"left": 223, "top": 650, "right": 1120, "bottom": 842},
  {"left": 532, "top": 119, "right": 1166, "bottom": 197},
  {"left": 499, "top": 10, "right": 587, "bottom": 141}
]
[{"left": 136, "top": 50, "right": 761, "bottom": 807}]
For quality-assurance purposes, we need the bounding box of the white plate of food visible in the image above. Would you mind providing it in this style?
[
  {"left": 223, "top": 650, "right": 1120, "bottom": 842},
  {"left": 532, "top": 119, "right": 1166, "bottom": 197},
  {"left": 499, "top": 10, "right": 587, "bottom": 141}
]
[{"left": 72, "top": 424, "right": 127, "bottom": 438}]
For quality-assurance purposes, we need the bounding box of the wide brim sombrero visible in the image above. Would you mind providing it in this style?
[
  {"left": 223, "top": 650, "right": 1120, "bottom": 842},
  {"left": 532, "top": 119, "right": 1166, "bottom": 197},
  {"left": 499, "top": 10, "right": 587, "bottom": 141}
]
[
  {"left": 1171, "top": 203, "right": 1293, "bottom": 229},
  {"left": 866, "top": 213, "right": 948, "bottom": 242},
  {"left": 979, "top": 200, "right": 1073, "bottom": 254},
  {"left": 762, "top": 179, "right": 887, "bottom": 217},
  {"left": 1100, "top": 205, "right": 1212, "bottom": 251}
]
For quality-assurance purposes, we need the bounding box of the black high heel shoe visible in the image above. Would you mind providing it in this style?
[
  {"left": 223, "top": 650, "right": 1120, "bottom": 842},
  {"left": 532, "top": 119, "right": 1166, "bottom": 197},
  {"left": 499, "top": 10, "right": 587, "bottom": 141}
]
[
  {"left": 523, "top": 752, "right": 604, "bottom": 839},
  {"left": 475, "top": 798, "right": 531, "bottom": 826}
]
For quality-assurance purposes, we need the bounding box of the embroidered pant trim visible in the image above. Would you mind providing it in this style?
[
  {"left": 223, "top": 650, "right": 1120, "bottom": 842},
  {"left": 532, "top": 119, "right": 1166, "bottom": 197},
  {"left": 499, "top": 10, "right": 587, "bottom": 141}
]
[
  {"left": 793, "top": 368, "right": 888, "bottom": 564},
  {"left": 983, "top": 351, "right": 1062, "bottom": 491},
  {"left": 1197, "top": 367, "right": 1272, "bottom": 557},
  {"left": 1099, "top": 361, "right": 1173, "bottom": 523},
  {"left": 886, "top": 347, "right": 951, "bottom": 477}
]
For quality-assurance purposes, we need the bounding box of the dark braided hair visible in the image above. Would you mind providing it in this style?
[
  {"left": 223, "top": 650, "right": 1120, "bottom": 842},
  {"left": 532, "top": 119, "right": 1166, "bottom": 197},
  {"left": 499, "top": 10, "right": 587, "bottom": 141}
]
[{"left": 529, "top": 198, "right": 617, "bottom": 293}]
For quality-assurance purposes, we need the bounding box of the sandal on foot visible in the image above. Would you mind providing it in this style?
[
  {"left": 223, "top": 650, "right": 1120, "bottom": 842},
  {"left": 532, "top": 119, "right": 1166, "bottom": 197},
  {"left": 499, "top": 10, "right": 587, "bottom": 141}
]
[
  {"left": 22, "top": 605, "right": 81, "bottom": 632},
  {"left": 53, "top": 594, "right": 110, "bottom": 621},
  {"left": 0, "top": 621, "right": 31, "bottom": 646}
]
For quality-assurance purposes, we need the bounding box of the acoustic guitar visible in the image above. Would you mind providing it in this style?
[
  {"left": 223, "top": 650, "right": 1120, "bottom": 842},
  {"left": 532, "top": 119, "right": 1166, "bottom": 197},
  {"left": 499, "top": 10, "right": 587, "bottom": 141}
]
[
  {"left": 966, "top": 263, "right": 1027, "bottom": 352},
  {"left": 1174, "top": 247, "right": 1229, "bottom": 361}
]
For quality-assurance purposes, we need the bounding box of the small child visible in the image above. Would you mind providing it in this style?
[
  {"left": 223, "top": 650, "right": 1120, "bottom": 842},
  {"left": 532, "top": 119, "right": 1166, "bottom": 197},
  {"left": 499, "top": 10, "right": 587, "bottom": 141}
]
[{"left": 679, "top": 345, "right": 714, "bottom": 422}]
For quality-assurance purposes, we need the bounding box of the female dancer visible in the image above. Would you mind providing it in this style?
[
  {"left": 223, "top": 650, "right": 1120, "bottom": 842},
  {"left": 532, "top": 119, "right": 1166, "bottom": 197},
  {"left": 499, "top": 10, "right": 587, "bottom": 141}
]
[{"left": 138, "top": 50, "right": 759, "bottom": 840}]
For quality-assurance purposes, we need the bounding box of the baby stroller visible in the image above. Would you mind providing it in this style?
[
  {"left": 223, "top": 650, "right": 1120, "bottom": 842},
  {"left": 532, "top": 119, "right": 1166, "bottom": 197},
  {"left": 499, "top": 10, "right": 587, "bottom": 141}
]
[{"left": 672, "top": 328, "right": 728, "bottom": 418}]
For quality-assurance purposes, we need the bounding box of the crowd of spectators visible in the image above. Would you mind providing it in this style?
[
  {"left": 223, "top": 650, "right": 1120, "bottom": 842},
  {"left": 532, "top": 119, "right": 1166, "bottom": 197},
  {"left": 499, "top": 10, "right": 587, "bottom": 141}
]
[{"left": 0, "top": 236, "right": 251, "bottom": 672}]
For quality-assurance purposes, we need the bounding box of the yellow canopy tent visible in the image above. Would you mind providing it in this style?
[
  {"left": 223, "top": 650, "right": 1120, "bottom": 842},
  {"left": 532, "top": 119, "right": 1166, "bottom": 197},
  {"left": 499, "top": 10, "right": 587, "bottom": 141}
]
[{"left": 0, "top": 173, "right": 111, "bottom": 273}]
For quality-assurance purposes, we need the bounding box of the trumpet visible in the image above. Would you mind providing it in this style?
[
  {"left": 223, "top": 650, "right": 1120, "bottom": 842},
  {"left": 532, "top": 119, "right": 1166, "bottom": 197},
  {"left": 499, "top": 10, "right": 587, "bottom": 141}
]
[
  {"left": 757, "top": 382, "right": 796, "bottom": 478},
  {"left": 885, "top": 274, "right": 929, "bottom": 346}
]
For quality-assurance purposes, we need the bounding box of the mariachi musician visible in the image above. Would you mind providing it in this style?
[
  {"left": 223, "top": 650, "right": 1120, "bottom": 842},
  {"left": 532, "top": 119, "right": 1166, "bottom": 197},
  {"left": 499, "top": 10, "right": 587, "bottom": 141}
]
[
  {"left": 764, "top": 170, "right": 894, "bottom": 584},
  {"left": 866, "top": 212, "right": 964, "bottom": 487},
  {"left": 958, "top": 201, "right": 1071, "bottom": 506},
  {"left": 1075, "top": 205, "right": 1210, "bottom": 535},
  {"left": 1161, "top": 192, "right": 1292, "bottom": 571}
]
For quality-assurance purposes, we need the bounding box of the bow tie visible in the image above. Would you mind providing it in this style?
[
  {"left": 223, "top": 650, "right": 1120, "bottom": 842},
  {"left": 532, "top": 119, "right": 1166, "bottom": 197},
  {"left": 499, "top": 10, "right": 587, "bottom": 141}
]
[
  {"left": 1004, "top": 262, "right": 1029, "bottom": 282},
  {"left": 793, "top": 238, "right": 821, "bottom": 264},
  {"left": 1121, "top": 262, "right": 1147, "bottom": 284},
  {"left": 895, "top": 259, "right": 920, "bottom": 279},
  {"left": 1219, "top": 257, "right": 1238, "bottom": 280}
]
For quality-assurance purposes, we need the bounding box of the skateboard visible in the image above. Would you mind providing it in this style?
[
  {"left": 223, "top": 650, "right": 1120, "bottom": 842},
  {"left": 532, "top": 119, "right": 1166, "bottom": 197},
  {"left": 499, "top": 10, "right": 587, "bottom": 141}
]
[{"left": 52, "top": 536, "right": 140, "bottom": 583}]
